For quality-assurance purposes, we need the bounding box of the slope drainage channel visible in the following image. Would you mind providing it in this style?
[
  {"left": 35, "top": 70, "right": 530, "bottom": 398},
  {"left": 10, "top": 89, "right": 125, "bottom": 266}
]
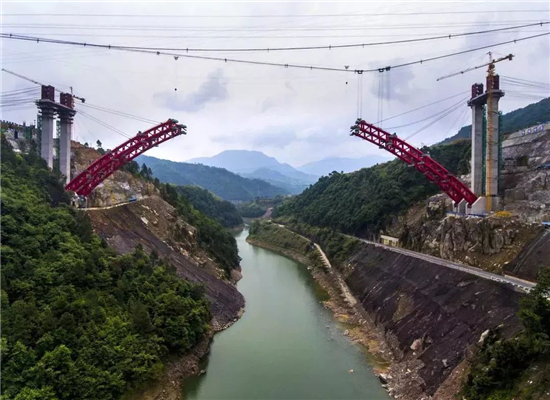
[{"left": 182, "top": 227, "right": 389, "bottom": 400}]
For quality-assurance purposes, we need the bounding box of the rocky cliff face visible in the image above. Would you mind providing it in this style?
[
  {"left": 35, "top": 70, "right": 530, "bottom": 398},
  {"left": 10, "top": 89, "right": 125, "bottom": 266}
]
[
  {"left": 501, "top": 129, "right": 550, "bottom": 223},
  {"left": 503, "top": 170, "right": 550, "bottom": 223},
  {"left": 88, "top": 196, "right": 244, "bottom": 329},
  {"left": 71, "top": 141, "right": 155, "bottom": 207},
  {"left": 345, "top": 242, "right": 523, "bottom": 397},
  {"left": 401, "top": 213, "right": 542, "bottom": 274}
]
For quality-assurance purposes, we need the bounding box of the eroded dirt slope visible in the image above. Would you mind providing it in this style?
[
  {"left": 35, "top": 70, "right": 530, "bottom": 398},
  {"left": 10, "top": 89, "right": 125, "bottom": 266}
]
[{"left": 88, "top": 196, "right": 244, "bottom": 329}]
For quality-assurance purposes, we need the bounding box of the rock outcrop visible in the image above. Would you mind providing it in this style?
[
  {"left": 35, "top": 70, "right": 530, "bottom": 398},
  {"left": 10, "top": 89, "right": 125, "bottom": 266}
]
[
  {"left": 501, "top": 128, "right": 550, "bottom": 223},
  {"left": 401, "top": 214, "right": 542, "bottom": 274}
]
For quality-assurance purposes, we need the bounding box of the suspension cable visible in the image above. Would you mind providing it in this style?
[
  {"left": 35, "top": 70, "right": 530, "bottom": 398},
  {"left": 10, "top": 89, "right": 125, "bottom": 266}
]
[
  {"left": 405, "top": 99, "right": 467, "bottom": 140},
  {"left": 76, "top": 110, "right": 131, "bottom": 139},
  {"left": 2, "top": 32, "right": 549, "bottom": 74},
  {"left": 78, "top": 102, "right": 160, "bottom": 124},
  {"left": 387, "top": 96, "right": 468, "bottom": 130}
]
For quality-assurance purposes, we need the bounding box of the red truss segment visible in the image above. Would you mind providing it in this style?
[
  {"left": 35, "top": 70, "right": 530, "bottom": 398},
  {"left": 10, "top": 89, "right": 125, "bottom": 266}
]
[
  {"left": 66, "top": 119, "right": 186, "bottom": 196},
  {"left": 350, "top": 119, "right": 478, "bottom": 205}
]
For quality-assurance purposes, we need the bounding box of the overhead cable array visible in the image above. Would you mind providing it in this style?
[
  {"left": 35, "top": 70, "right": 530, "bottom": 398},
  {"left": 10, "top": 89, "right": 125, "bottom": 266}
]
[
  {"left": 2, "top": 31, "right": 549, "bottom": 74},
  {"left": 22, "top": 22, "right": 544, "bottom": 53},
  {"left": 3, "top": 10, "right": 548, "bottom": 18},
  {"left": 79, "top": 102, "right": 160, "bottom": 125},
  {"left": 76, "top": 109, "right": 131, "bottom": 139},
  {"left": 386, "top": 96, "right": 469, "bottom": 130},
  {"left": 405, "top": 98, "right": 469, "bottom": 140},
  {"left": 375, "top": 91, "right": 469, "bottom": 124}
]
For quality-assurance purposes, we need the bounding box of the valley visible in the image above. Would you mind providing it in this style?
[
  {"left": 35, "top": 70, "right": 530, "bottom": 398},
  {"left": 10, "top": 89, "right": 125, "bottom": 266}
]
[{"left": 1, "top": 3, "right": 549, "bottom": 400}]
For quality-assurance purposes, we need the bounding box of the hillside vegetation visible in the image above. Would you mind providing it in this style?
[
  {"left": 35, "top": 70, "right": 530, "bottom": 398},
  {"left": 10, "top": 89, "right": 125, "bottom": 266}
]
[
  {"left": 236, "top": 201, "right": 267, "bottom": 218},
  {"left": 121, "top": 159, "right": 241, "bottom": 275},
  {"left": 461, "top": 268, "right": 550, "bottom": 400},
  {"left": 0, "top": 136, "right": 211, "bottom": 399},
  {"left": 175, "top": 185, "right": 242, "bottom": 228},
  {"left": 137, "top": 155, "right": 288, "bottom": 201},
  {"left": 274, "top": 140, "right": 470, "bottom": 237},
  {"left": 440, "top": 97, "right": 549, "bottom": 145}
]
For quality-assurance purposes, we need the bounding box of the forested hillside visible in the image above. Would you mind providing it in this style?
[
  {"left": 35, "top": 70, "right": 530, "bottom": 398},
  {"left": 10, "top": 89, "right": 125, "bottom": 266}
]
[
  {"left": 274, "top": 140, "right": 470, "bottom": 236},
  {"left": 440, "top": 97, "right": 549, "bottom": 145},
  {"left": 0, "top": 136, "right": 211, "bottom": 399},
  {"left": 175, "top": 185, "right": 242, "bottom": 228},
  {"left": 137, "top": 155, "right": 288, "bottom": 201},
  {"left": 122, "top": 159, "right": 241, "bottom": 274}
]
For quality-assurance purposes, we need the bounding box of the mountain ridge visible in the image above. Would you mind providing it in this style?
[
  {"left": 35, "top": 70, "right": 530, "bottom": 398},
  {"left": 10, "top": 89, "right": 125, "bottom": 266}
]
[{"left": 137, "top": 154, "right": 288, "bottom": 201}]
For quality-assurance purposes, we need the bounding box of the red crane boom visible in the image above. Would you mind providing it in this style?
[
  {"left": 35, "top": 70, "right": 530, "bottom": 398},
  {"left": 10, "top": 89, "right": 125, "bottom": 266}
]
[
  {"left": 66, "top": 119, "right": 186, "bottom": 196},
  {"left": 350, "top": 119, "right": 477, "bottom": 205}
]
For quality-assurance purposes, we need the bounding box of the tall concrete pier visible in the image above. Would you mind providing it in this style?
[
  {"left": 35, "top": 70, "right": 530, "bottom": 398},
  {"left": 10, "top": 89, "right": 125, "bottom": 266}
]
[
  {"left": 466, "top": 77, "right": 504, "bottom": 214},
  {"left": 35, "top": 86, "right": 77, "bottom": 180},
  {"left": 37, "top": 86, "right": 56, "bottom": 169},
  {"left": 58, "top": 93, "right": 76, "bottom": 179},
  {"left": 485, "top": 75, "right": 505, "bottom": 211},
  {"left": 468, "top": 83, "right": 484, "bottom": 196}
]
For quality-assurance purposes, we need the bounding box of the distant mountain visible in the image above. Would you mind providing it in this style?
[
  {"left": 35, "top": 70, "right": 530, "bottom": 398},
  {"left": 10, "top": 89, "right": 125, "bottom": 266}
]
[
  {"left": 137, "top": 155, "right": 288, "bottom": 201},
  {"left": 439, "top": 97, "right": 549, "bottom": 145},
  {"left": 297, "top": 155, "right": 391, "bottom": 177},
  {"left": 188, "top": 150, "right": 318, "bottom": 183},
  {"left": 241, "top": 167, "right": 310, "bottom": 195}
]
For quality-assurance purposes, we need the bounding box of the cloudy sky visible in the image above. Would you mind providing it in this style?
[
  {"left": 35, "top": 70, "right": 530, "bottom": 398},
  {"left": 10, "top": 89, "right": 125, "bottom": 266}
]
[{"left": 1, "top": 1, "right": 549, "bottom": 166}]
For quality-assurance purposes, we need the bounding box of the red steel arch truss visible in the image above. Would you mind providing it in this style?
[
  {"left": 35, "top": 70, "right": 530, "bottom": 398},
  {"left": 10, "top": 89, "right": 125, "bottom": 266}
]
[
  {"left": 350, "top": 119, "right": 477, "bottom": 205},
  {"left": 66, "top": 119, "right": 186, "bottom": 196}
]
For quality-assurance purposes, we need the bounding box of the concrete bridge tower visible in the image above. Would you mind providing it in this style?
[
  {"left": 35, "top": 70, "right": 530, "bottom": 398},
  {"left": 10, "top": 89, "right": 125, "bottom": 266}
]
[
  {"left": 36, "top": 85, "right": 56, "bottom": 169},
  {"left": 466, "top": 75, "right": 504, "bottom": 214},
  {"left": 58, "top": 93, "right": 76, "bottom": 180}
]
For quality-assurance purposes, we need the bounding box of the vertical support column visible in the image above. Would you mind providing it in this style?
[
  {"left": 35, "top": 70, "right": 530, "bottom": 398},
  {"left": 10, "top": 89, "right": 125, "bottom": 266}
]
[
  {"left": 40, "top": 107, "right": 55, "bottom": 169},
  {"left": 470, "top": 103, "right": 484, "bottom": 195},
  {"left": 467, "top": 83, "right": 485, "bottom": 197},
  {"left": 486, "top": 94, "right": 500, "bottom": 210},
  {"left": 59, "top": 93, "right": 76, "bottom": 180},
  {"left": 37, "top": 85, "right": 56, "bottom": 169},
  {"left": 59, "top": 114, "right": 74, "bottom": 179}
]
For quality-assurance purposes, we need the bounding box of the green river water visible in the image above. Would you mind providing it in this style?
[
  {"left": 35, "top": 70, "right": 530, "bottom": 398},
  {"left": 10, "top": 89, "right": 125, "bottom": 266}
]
[{"left": 182, "top": 227, "right": 390, "bottom": 400}]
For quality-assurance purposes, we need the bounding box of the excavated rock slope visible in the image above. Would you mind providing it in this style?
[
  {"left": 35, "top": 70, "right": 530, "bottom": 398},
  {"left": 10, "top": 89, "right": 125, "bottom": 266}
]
[
  {"left": 88, "top": 196, "right": 244, "bottom": 328},
  {"left": 71, "top": 141, "right": 155, "bottom": 207},
  {"left": 502, "top": 129, "right": 550, "bottom": 223},
  {"left": 345, "top": 242, "right": 522, "bottom": 396},
  {"left": 504, "top": 229, "right": 550, "bottom": 281},
  {"left": 401, "top": 213, "right": 542, "bottom": 274}
]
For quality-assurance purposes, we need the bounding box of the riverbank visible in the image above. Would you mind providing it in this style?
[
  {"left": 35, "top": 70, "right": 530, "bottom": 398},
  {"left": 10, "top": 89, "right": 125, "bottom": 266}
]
[
  {"left": 183, "top": 227, "right": 388, "bottom": 399},
  {"left": 126, "top": 306, "right": 245, "bottom": 400},
  {"left": 246, "top": 235, "right": 393, "bottom": 387}
]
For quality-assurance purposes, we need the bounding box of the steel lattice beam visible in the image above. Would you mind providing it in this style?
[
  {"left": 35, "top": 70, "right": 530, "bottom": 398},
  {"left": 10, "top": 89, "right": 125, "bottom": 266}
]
[
  {"left": 350, "top": 119, "right": 478, "bottom": 205},
  {"left": 65, "top": 119, "right": 186, "bottom": 196}
]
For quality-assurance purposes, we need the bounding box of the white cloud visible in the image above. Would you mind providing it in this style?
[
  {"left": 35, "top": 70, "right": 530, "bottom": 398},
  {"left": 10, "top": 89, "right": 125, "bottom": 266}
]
[{"left": 1, "top": 1, "right": 548, "bottom": 166}]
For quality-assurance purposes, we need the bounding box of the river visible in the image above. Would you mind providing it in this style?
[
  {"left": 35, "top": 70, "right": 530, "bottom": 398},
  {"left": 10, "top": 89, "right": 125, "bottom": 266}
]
[{"left": 182, "top": 227, "right": 390, "bottom": 400}]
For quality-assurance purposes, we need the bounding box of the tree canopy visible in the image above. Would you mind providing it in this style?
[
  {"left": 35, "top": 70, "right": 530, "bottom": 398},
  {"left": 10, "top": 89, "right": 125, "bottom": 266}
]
[
  {"left": 175, "top": 185, "right": 242, "bottom": 228},
  {"left": 1, "top": 135, "right": 211, "bottom": 400},
  {"left": 274, "top": 140, "right": 471, "bottom": 237}
]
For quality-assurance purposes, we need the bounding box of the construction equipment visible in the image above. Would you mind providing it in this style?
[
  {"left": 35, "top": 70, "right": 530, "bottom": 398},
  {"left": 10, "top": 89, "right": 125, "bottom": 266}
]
[
  {"left": 436, "top": 54, "right": 514, "bottom": 81},
  {"left": 1, "top": 68, "right": 86, "bottom": 103},
  {"left": 437, "top": 53, "right": 514, "bottom": 213},
  {"left": 65, "top": 119, "right": 186, "bottom": 196}
]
